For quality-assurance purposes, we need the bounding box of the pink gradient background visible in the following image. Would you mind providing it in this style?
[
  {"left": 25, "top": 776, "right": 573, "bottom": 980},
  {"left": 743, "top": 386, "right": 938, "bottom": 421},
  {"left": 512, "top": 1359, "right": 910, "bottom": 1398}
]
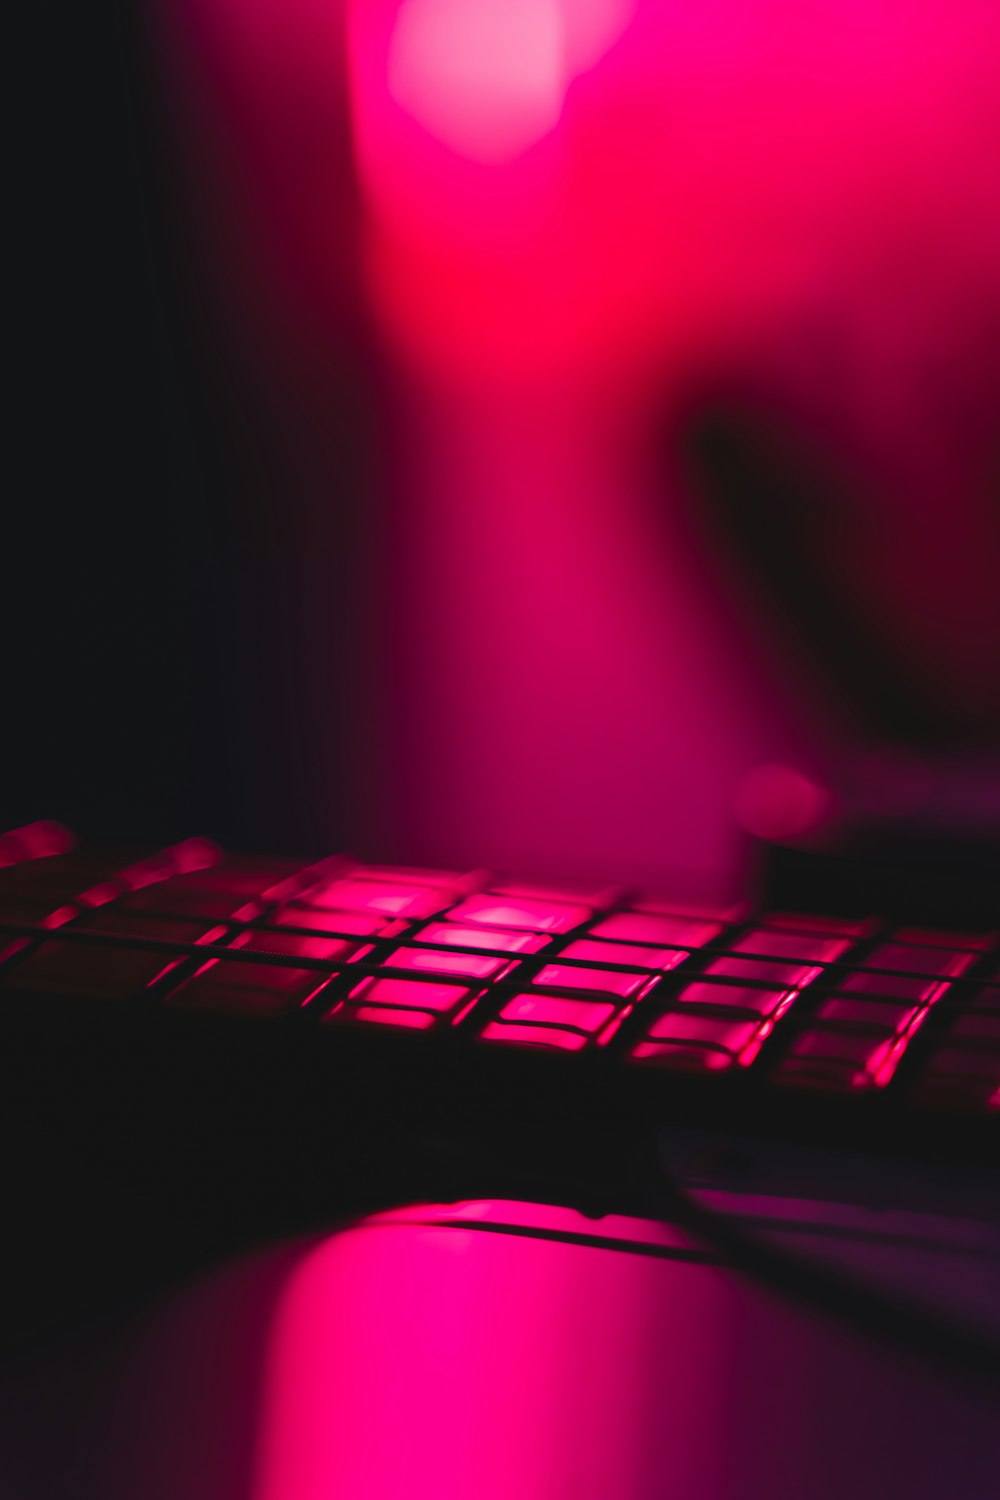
[{"left": 153, "top": 0, "right": 1000, "bottom": 890}]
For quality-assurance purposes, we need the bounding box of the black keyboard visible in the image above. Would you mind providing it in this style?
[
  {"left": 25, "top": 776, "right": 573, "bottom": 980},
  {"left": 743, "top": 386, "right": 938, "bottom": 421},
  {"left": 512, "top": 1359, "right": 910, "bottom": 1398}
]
[
  {"left": 2, "top": 821, "right": 997, "bottom": 1119},
  {"left": 2, "top": 820, "right": 997, "bottom": 1343}
]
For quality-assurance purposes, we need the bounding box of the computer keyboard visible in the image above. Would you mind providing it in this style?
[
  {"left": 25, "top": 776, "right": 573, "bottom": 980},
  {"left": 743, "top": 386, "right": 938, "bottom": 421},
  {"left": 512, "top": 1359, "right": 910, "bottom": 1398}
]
[{"left": 2, "top": 821, "right": 997, "bottom": 1123}]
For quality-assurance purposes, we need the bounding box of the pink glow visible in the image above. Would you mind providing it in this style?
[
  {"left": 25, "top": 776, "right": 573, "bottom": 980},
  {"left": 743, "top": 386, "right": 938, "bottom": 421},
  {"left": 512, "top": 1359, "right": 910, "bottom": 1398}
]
[
  {"left": 734, "top": 765, "right": 833, "bottom": 841},
  {"left": 558, "top": 937, "right": 686, "bottom": 972},
  {"left": 304, "top": 877, "right": 449, "bottom": 918},
  {"left": 344, "top": 1003, "right": 436, "bottom": 1028},
  {"left": 444, "top": 893, "right": 590, "bottom": 932},
  {"left": 417, "top": 921, "right": 550, "bottom": 953},
  {"left": 384, "top": 944, "right": 510, "bottom": 979},
  {"left": 632, "top": 1040, "right": 733, "bottom": 1070},
  {"left": 673, "top": 981, "right": 792, "bottom": 1018},
  {"left": 0, "top": 820, "right": 74, "bottom": 867},
  {"left": 268, "top": 905, "right": 391, "bottom": 937},
  {"left": 646, "top": 1010, "right": 758, "bottom": 1051},
  {"left": 157, "top": 0, "right": 1000, "bottom": 892},
  {"left": 533, "top": 960, "right": 650, "bottom": 999},
  {"left": 480, "top": 1020, "right": 588, "bottom": 1050},
  {"left": 386, "top": 0, "right": 635, "bottom": 165},
  {"left": 347, "top": 974, "right": 471, "bottom": 1013},
  {"left": 733, "top": 930, "right": 849, "bottom": 963},
  {"left": 589, "top": 913, "right": 721, "bottom": 949},
  {"left": 500, "top": 992, "right": 616, "bottom": 1031}
]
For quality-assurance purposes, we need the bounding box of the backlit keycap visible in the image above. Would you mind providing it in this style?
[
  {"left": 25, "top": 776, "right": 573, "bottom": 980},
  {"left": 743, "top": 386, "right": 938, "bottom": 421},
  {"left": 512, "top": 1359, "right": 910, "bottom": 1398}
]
[
  {"left": 338, "top": 1005, "right": 436, "bottom": 1031},
  {"left": 839, "top": 970, "right": 950, "bottom": 1003},
  {"left": 0, "top": 917, "right": 203, "bottom": 1001},
  {"left": 815, "top": 996, "right": 918, "bottom": 1032},
  {"left": 558, "top": 938, "right": 686, "bottom": 973},
  {"left": 671, "top": 981, "right": 791, "bottom": 1018},
  {"left": 531, "top": 962, "right": 651, "bottom": 1000},
  {"left": 730, "top": 928, "right": 849, "bottom": 964},
  {"left": 498, "top": 994, "right": 617, "bottom": 1033},
  {"left": 776, "top": 1028, "right": 893, "bottom": 1091},
  {"left": 268, "top": 905, "right": 390, "bottom": 938},
  {"left": 703, "top": 956, "right": 819, "bottom": 987},
  {"left": 304, "top": 878, "right": 449, "bottom": 919},
  {"left": 645, "top": 1010, "right": 759, "bottom": 1053},
  {"left": 588, "top": 913, "right": 722, "bottom": 948},
  {"left": 418, "top": 922, "right": 550, "bottom": 954},
  {"left": 382, "top": 945, "right": 509, "bottom": 981},
  {"left": 348, "top": 976, "right": 471, "bottom": 1015},
  {"left": 445, "top": 894, "right": 590, "bottom": 933},
  {"left": 169, "top": 957, "right": 337, "bottom": 1018}
]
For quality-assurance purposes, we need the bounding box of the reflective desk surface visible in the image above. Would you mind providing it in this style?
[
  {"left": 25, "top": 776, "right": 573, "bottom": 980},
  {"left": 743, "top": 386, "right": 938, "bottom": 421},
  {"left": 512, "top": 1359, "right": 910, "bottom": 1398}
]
[{"left": 4, "top": 1198, "right": 996, "bottom": 1500}]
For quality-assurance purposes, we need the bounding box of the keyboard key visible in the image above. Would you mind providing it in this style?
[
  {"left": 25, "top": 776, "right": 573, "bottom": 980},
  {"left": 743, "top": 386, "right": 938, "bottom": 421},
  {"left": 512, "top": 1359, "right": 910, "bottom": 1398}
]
[
  {"left": 480, "top": 1022, "right": 589, "bottom": 1052},
  {"left": 558, "top": 938, "right": 686, "bottom": 973},
  {"left": 417, "top": 922, "right": 550, "bottom": 954},
  {"left": 775, "top": 1028, "right": 892, "bottom": 1090},
  {"left": 346, "top": 1005, "right": 436, "bottom": 1030},
  {"left": 498, "top": 994, "right": 617, "bottom": 1032},
  {"left": 0, "top": 917, "right": 204, "bottom": 1001},
  {"left": 481, "top": 994, "right": 616, "bottom": 1051},
  {"left": 382, "top": 945, "right": 510, "bottom": 981},
  {"left": 168, "top": 957, "right": 337, "bottom": 1018},
  {"left": 703, "top": 956, "right": 820, "bottom": 988},
  {"left": 267, "top": 905, "right": 391, "bottom": 938},
  {"left": 838, "top": 969, "right": 951, "bottom": 1004},
  {"left": 303, "top": 878, "right": 449, "bottom": 920},
  {"left": 347, "top": 976, "right": 473, "bottom": 1016},
  {"left": 729, "top": 929, "right": 850, "bottom": 964},
  {"left": 645, "top": 1011, "right": 760, "bottom": 1053},
  {"left": 445, "top": 894, "right": 590, "bottom": 933},
  {"left": 588, "top": 913, "right": 722, "bottom": 948},
  {"left": 671, "top": 981, "right": 792, "bottom": 1019},
  {"left": 531, "top": 962, "right": 652, "bottom": 1000},
  {"left": 815, "top": 996, "right": 919, "bottom": 1033}
]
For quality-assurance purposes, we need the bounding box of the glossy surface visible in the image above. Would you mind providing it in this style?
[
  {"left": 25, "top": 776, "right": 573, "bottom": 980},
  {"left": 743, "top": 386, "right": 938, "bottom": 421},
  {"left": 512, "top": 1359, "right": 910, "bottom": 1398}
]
[{"left": 59, "top": 1201, "right": 997, "bottom": 1500}]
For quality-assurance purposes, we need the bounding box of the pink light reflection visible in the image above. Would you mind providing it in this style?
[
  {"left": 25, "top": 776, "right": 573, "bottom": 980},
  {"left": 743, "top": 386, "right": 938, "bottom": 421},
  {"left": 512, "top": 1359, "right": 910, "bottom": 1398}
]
[{"left": 251, "top": 1210, "right": 676, "bottom": 1500}]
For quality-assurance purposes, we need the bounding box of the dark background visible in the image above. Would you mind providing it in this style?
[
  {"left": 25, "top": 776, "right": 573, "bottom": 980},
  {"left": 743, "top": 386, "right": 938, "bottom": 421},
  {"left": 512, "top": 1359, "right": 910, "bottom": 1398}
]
[{"left": 6, "top": 3, "right": 382, "bottom": 860}]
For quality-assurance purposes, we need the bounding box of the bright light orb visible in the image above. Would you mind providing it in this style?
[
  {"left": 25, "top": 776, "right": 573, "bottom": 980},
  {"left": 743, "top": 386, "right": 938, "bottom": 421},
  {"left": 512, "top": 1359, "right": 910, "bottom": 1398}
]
[{"left": 387, "top": 0, "right": 635, "bottom": 164}]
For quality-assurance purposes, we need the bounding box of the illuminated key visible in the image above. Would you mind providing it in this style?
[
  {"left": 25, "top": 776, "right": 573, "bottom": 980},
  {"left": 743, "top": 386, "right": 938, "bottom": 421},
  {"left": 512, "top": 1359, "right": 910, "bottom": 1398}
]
[
  {"left": 446, "top": 893, "right": 590, "bottom": 933},
  {"left": 348, "top": 976, "right": 472, "bottom": 1015},
  {"left": 418, "top": 922, "right": 550, "bottom": 953},
  {"left": 304, "top": 878, "right": 449, "bottom": 919},
  {"left": 382, "top": 945, "right": 510, "bottom": 981},
  {"left": 588, "top": 913, "right": 721, "bottom": 948},
  {"left": 557, "top": 938, "right": 686, "bottom": 973},
  {"left": 481, "top": 993, "right": 616, "bottom": 1050},
  {"left": 671, "top": 981, "right": 792, "bottom": 1019},
  {"left": 531, "top": 962, "right": 651, "bottom": 1000},
  {"left": 645, "top": 1010, "right": 759, "bottom": 1053},
  {"left": 815, "top": 996, "right": 919, "bottom": 1033}
]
